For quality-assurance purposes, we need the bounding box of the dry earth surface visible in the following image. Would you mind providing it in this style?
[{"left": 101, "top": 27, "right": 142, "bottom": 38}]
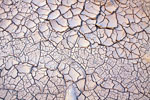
[{"left": 0, "top": 0, "right": 150, "bottom": 100}]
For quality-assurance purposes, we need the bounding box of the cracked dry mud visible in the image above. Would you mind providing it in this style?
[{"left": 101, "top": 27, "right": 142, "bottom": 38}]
[{"left": 0, "top": 0, "right": 150, "bottom": 100}]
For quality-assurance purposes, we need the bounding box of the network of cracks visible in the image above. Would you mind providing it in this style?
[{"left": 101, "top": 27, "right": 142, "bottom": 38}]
[{"left": 0, "top": 0, "right": 150, "bottom": 100}]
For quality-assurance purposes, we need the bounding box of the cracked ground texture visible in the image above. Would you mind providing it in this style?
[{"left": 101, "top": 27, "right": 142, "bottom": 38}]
[{"left": 0, "top": 0, "right": 150, "bottom": 100}]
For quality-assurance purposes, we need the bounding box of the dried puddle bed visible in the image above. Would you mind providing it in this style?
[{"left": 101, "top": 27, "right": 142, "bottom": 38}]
[{"left": 0, "top": 0, "right": 150, "bottom": 100}]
